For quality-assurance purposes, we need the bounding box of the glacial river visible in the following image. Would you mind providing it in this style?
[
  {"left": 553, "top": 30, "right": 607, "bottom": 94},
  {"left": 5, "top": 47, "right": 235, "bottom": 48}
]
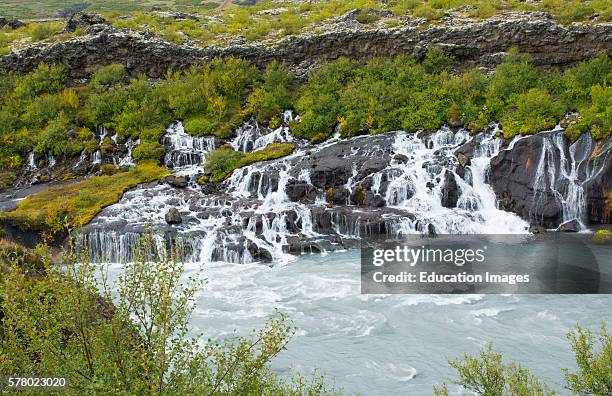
[{"left": 147, "top": 246, "right": 609, "bottom": 396}]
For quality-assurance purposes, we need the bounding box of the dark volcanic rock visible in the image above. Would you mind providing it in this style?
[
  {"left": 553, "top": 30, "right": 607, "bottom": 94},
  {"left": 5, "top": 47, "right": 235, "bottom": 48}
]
[
  {"left": 557, "top": 219, "right": 580, "bottom": 232},
  {"left": 164, "top": 175, "right": 188, "bottom": 188},
  {"left": 285, "top": 180, "right": 317, "bottom": 202},
  {"left": 1, "top": 12, "right": 609, "bottom": 79},
  {"left": 440, "top": 171, "right": 459, "bottom": 208},
  {"left": 0, "top": 18, "right": 26, "bottom": 30},
  {"left": 165, "top": 208, "right": 182, "bottom": 225},
  {"left": 490, "top": 132, "right": 611, "bottom": 228},
  {"left": 64, "top": 13, "right": 107, "bottom": 32}
]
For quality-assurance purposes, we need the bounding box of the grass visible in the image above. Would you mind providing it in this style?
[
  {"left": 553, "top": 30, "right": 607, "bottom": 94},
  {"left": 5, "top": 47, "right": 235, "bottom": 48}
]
[
  {"left": 204, "top": 143, "right": 294, "bottom": 182},
  {"left": 0, "top": 161, "right": 168, "bottom": 233}
]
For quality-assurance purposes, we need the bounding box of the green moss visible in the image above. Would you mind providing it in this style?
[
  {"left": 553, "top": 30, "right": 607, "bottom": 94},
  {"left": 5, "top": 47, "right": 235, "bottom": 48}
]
[
  {"left": 0, "top": 161, "right": 168, "bottom": 233},
  {"left": 325, "top": 187, "right": 335, "bottom": 208},
  {"left": 593, "top": 229, "right": 611, "bottom": 244},
  {"left": 99, "top": 164, "right": 117, "bottom": 175},
  {"left": 197, "top": 175, "right": 209, "bottom": 185},
  {"left": 205, "top": 143, "right": 295, "bottom": 183}
]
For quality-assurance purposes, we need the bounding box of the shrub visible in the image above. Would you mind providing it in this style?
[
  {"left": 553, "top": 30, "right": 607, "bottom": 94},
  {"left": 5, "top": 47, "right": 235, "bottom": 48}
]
[
  {"left": 354, "top": 9, "right": 380, "bottom": 24},
  {"left": 13, "top": 63, "right": 66, "bottom": 100},
  {"left": 28, "top": 23, "right": 58, "bottom": 41},
  {"left": 0, "top": 232, "right": 340, "bottom": 394},
  {"left": 184, "top": 116, "right": 216, "bottom": 136},
  {"left": 564, "top": 324, "right": 611, "bottom": 395},
  {"left": 132, "top": 141, "right": 166, "bottom": 162},
  {"left": 90, "top": 63, "right": 127, "bottom": 87},
  {"left": 244, "top": 61, "right": 293, "bottom": 124},
  {"left": 422, "top": 47, "right": 453, "bottom": 74},
  {"left": 501, "top": 88, "right": 565, "bottom": 138},
  {"left": 99, "top": 163, "right": 117, "bottom": 175}
]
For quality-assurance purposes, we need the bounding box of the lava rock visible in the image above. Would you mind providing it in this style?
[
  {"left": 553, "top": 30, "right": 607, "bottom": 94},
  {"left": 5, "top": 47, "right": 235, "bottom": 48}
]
[
  {"left": 557, "top": 219, "right": 580, "bottom": 232},
  {"left": 285, "top": 180, "right": 317, "bottom": 203},
  {"left": 393, "top": 154, "right": 409, "bottom": 164},
  {"left": 164, "top": 175, "right": 188, "bottom": 188},
  {"left": 165, "top": 208, "right": 182, "bottom": 225},
  {"left": 440, "top": 171, "right": 459, "bottom": 208},
  {"left": 248, "top": 242, "right": 273, "bottom": 262},
  {"left": 0, "top": 12, "right": 609, "bottom": 80},
  {"left": 529, "top": 226, "right": 547, "bottom": 234},
  {"left": 64, "top": 13, "right": 107, "bottom": 32},
  {"left": 0, "top": 18, "right": 26, "bottom": 29}
]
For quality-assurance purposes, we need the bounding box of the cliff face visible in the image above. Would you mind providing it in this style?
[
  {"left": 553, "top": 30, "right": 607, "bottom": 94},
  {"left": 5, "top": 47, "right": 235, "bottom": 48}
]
[{"left": 1, "top": 12, "right": 610, "bottom": 79}]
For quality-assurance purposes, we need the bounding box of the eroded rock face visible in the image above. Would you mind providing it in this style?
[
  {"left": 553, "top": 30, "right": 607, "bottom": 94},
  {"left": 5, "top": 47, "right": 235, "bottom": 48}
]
[
  {"left": 490, "top": 132, "right": 611, "bottom": 228},
  {"left": 1, "top": 12, "right": 609, "bottom": 79}
]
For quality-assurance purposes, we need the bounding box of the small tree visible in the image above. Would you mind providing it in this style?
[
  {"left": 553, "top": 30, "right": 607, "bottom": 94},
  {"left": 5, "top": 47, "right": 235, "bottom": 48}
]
[
  {"left": 434, "top": 343, "right": 554, "bottom": 395},
  {"left": 564, "top": 324, "right": 611, "bottom": 395}
]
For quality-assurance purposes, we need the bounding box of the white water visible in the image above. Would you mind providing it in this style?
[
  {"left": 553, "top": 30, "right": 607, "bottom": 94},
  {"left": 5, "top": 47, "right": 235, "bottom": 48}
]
[
  {"left": 80, "top": 121, "right": 612, "bottom": 265},
  {"left": 103, "top": 249, "right": 611, "bottom": 395},
  {"left": 163, "top": 121, "right": 216, "bottom": 174},
  {"left": 85, "top": 120, "right": 611, "bottom": 394}
]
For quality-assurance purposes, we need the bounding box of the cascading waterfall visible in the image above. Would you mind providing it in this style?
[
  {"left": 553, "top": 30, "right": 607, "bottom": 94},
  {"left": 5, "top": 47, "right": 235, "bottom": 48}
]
[
  {"left": 230, "top": 111, "right": 295, "bottom": 152},
  {"left": 163, "top": 121, "right": 216, "bottom": 173},
  {"left": 530, "top": 128, "right": 610, "bottom": 230},
  {"left": 78, "top": 116, "right": 609, "bottom": 265}
]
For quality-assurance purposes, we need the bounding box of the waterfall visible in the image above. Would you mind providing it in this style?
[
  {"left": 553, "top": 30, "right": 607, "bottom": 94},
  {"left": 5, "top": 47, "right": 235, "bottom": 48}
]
[
  {"left": 85, "top": 120, "right": 608, "bottom": 265},
  {"left": 230, "top": 113, "right": 294, "bottom": 152},
  {"left": 115, "top": 138, "right": 140, "bottom": 167},
  {"left": 163, "top": 122, "right": 216, "bottom": 173},
  {"left": 27, "top": 152, "right": 37, "bottom": 170},
  {"left": 92, "top": 150, "right": 101, "bottom": 164},
  {"left": 530, "top": 130, "right": 609, "bottom": 230}
]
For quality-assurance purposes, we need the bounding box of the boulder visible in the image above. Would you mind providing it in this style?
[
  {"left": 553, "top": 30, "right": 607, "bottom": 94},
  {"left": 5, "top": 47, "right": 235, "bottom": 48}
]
[
  {"left": 247, "top": 242, "right": 273, "bottom": 262},
  {"left": 528, "top": 225, "right": 547, "bottom": 234},
  {"left": 285, "top": 180, "right": 317, "bottom": 202},
  {"left": 64, "top": 13, "right": 107, "bottom": 32},
  {"left": 164, "top": 208, "right": 182, "bottom": 225},
  {"left": 557, "top": 219, "right": 580, "bottom": 232},
  {"left": 440, "top": 171, "right": 459, "bottom": 208},
  {"left": 0, "top": 18, "right": 26, "bottom": 29},
  {"left": 164, "top": 175, "right": 188, "bottom": 188}
]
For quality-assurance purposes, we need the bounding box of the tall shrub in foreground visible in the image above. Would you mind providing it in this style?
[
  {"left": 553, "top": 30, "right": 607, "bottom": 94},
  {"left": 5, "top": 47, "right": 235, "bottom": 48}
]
[{"left": 0, "top": 231, "right": 340, "bottom": 395}]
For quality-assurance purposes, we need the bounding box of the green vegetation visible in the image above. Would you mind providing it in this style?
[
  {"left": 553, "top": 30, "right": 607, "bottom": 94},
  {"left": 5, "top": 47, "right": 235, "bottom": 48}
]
[
  {"left": 0, "top": 58, "right": 291, "bottom": 170},
  {"left": 434, "top": 324, "right": 611, "bottom": 395},
  {"left": 204, "top": 143, "right": 295, "bottom": 182},
  {"left": 0, "top": 51, "right": 609, "bottom": 181},
  {"left": 0, "top": 231, "right": 340, "bottom": 395},
  {"left": 593, "top": 229, "right": 611, "bottom": 244},
  {"left": 293, "top": 50, "right": 611, "bottom": 140},
  {"left": 0, "top": 161, "right": 168, "bottom": 234}
]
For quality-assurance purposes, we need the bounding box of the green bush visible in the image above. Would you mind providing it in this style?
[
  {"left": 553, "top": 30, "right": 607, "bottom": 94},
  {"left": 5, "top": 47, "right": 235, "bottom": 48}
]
[
  {"left": 0, "top": 231, "right": 340, "bottom": 394},
  {"left": 132, "top": 141, "right": 166, "bottom": 162},
  {"left": 184, "top": 116, "right": 216, "bottom": 136},
  {"left": 434, "top": 324, "right": 611, "bottom": 395},
  {"left": 501, "top": 88, "right": 565, "bottom": 138},
  {"left": 244, "top": 61, "right": 294, "bottom": 124},
  {"left": 422, "top": 47, "right": 453, "bottom": 74},
  {"left": 90, "top": 63, "right": 127, "bottom": 87}
]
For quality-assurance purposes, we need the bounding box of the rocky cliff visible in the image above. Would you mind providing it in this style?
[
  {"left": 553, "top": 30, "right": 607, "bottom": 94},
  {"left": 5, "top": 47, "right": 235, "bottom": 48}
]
[{"left": 0, "top": 12, "right": 610, "bottom": 79}]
